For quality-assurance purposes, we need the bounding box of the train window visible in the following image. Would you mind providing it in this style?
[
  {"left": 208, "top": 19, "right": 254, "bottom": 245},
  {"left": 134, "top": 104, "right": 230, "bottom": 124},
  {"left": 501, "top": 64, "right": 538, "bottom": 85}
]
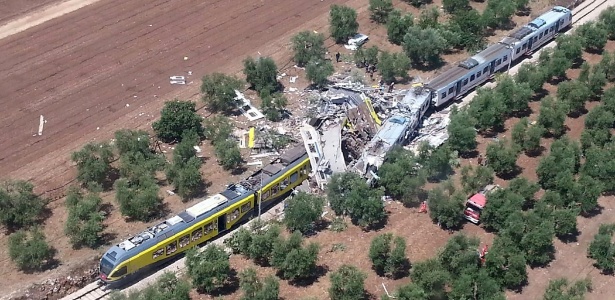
[
  {"left": 477, "top": 71, "right": 481, "bottom": 77},
  {"left": 204, "top": 222, "right": 215, "bottom": 234},
  {"left": 262, "top": 189, "right": 271, "bottom": 200},
  {"left": 110, "top": 266, "right": 127, "bottom": 278},
  {"left": 483, "top": 66, "right": 488, "bottom": 74},
  {"left": 496, "top": 59, "right": 502, "bottom": 66},
  {"left": 241, "top": 202, "right": 251, "bottom": 213},
  {"left": 272, "top": 184, "right": 280, "bottom": 195},
  {"left": 522, "top": 43, "right": 527, "bottom": 50},
  {"left": 448, "top": 87, "right": 454, "bottom": 94},
  {"left": 300, "top": 165, "right": 308, "bottom": 176},
  {"left": 441, "top": 92, "right": 446, "bottom": 99},
  {"left": 166, "top": 241, "right": 177, "bottom": 255},
  {"left": 534, "top": 36, "right": 538, "bottom": 43},
  {"left": 282, "top": 177, "right": 290, "bottom": 188},
  {"left": 470, "top": 74, "right": 475, "bottom": 82},
  {"left": 153, "top": 248, "right": 164, "bottom": 259},
  {"left": 191, "top": 228, "right": 203, "bottom": 241},
  {"left": 503, "top": 55, "right": 508, "bottom": 62},
  {"left": 290, "top": 171, "right": 299, "bottom": 183},
  {"left": 462, "top": 78, "right": 468, "bottom": 86},
  {"left": 539, "top": 32, "right": 543, "bottom": 39},
  {"left": 516, "top": 48, "right": 521, "bottom": 54},
  {"left": 179, "top": 235, "right": 190, "bottom": 248},
  {"left": 228, "top": 208, "right": 240, "bottom": 223}
]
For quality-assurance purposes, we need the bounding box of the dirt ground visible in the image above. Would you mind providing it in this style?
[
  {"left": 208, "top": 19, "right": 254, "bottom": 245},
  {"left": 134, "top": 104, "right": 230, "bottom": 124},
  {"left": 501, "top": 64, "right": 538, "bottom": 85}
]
[
  {"left": 0, "top": 0, "right": 61, "bottom": 25},
  {"left": 0, "top": 0, "right": 610, "bottom": 299}
]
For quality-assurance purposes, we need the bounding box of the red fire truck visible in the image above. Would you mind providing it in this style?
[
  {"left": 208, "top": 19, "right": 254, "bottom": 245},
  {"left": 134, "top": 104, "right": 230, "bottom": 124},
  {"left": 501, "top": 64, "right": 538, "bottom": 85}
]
[{"left": 463, "top": 184, "right": 500, "bottom": 224}]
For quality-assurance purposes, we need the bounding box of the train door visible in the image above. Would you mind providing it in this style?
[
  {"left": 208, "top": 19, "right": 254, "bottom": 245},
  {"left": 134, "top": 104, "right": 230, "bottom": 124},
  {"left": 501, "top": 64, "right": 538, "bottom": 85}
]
[
  {"left": 455, "top": 81, "right": 462, "bottom": 96},
  {"left": 555, "top": 18, "right": 561, "bottom": 32},
  {"left": 528, "top": 37, "right": 534, "bottom": 51},
  {"left": 218, "top": 214, "right": 227, "bottom": 233},
  {"left": 489, "top": 61, "right": 496, "bottom": 75}
]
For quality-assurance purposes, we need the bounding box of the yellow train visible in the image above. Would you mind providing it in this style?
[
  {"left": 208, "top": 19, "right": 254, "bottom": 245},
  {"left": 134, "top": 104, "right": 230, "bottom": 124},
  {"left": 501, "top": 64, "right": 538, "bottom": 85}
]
[{"left": 99, "top": 146, "right": 310, "bottom": 285}]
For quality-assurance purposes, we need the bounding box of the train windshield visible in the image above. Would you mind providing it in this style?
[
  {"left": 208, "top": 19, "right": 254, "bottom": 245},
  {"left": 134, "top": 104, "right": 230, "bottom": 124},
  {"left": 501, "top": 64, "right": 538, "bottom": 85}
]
[{"left": 100, "top": 258, "right": 114, "bottom": 276}]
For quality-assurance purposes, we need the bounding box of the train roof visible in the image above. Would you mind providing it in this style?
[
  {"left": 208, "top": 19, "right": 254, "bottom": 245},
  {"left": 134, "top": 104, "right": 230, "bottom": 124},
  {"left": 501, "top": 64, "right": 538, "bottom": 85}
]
[
  {"left": 501, "top": 6, "right": 570, "bottom": 45},
  {"left": 427, "top": 44, "right": 506, "bottom": 91},
  {"left": 102, "top": 146, "right": 308, "bottom": 265},
  {"left": 426, "top": 64, "right": 468, "bottom": 91},
  {"left": 472, "top": 43, "right": 508, "bottom": 64},
  {"left": 363, "top": 115, "right": 410, "bottom": 158}
]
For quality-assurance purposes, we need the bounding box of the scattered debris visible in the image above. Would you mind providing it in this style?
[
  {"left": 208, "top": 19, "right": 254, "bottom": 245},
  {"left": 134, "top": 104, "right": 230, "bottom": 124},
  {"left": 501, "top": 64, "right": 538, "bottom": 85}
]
[
  {"left": 235, "top": 90, "right": 265, "bottom": 121},
  {"left": 344, "top": 33, "right": 369, "bottom": 51},
  {"left": 166, "top": 190, "right": 175, "bottom": 196},
  {"left": 247, "top": 160, "right": 263, "bottom": 167},
  {"left": 38, "top": 115, "right": 45, "bottom": 136}
]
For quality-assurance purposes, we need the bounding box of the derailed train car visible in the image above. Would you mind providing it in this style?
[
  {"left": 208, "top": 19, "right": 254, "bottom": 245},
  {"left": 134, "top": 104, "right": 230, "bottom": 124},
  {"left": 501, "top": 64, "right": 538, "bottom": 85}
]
[
  {"left": 99, "top": 146, "right": 310, "bottom": 286},
  {"left": 353, "top": 6, "right": 572, "bottom": 178}
]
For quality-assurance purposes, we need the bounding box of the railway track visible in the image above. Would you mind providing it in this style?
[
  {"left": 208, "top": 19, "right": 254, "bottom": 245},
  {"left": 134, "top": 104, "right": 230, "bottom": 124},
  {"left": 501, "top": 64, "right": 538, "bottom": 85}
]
[
  {"left": 60, "top": 281, "right": 110, "bottom": 300},
  {"left": 571, "top": 0, "right": 609, "bottom": 24}
]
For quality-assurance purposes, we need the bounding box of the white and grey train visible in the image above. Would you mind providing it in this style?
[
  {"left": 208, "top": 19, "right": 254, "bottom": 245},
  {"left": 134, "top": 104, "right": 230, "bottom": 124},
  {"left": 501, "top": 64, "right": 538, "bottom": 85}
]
[{"left": 353, "top": 6, "right": 572, "bottom": 179}]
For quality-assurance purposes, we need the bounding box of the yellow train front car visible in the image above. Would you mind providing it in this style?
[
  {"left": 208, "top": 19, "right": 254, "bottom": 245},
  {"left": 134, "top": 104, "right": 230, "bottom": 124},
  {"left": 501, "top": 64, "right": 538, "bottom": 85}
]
[{"left": 99, "top": 146, "right": 310, "bottom": 285}]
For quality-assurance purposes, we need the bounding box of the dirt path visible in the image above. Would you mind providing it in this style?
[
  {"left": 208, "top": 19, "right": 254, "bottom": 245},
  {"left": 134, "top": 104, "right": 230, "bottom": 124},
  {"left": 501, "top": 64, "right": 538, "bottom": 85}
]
[{"left": 0, "top": 0, "right": 102, "bottom": 40}]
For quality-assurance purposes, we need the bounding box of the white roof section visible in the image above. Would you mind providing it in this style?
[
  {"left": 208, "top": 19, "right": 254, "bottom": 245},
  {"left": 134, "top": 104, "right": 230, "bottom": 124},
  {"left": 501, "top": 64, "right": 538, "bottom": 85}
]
[
  {"left": 166, "top": 215, "right": 184, "bottom": 226},
  {"left": 186, "top": 194, "right": 229, "bottom": 218}
]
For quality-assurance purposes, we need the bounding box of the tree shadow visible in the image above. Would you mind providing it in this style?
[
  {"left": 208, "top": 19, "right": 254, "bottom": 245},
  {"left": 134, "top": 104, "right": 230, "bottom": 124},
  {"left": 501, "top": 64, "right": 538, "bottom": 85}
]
[
  {"left": 100, "top": 232, "right": 118, "bottom": 247},
  {"left": 496, "top": 166, "right": 522, "bottom": 181},
  {"left": 306, "top": 218, "right": 332, "bottom": 237},
  {"left": 557, "top": 230, "right": 580, "bottom": 244},
  {"left": 524, "top": 146, "right": 545, "bottom": 158},
  {"left": 531, "top": 88, "right": 549, "bottom": 101},
  {"left": 508, "top": 107, "right": 532, "bottom": 119},
  {"left": 567, "top": 107, "right": 588, "bottom": 118},
  {"left": 209, "top": 269, "right": 240, "bottom": 296},
  {"left": 231, "top": 165, "right": 248, "bottom": 176},
  {"left": 547, "top": 76, "right": 568, "bottom": 85},
  {"left": 580, "top": 204, "right": 604, "bottom": 218},
  {"left": 357, "top": 211, "right": 389, "bottom": 232},
  {"left": 288, "top": 265, "right": 329, "bottom": 287},
  {"left": 102, "top": 167, "right": 121, "bottom": 191},
  {"left": 508, "top": 278, "right": 530, "bottom": 294},
  {"left": 459, "top": 150, "right": 479, "bottom": 159},
  {"left": 412, "top": 59, "right": 445, "bottom": 72},
  {"left": 389, "top": 259, "right": 412, "bottom": 280}
]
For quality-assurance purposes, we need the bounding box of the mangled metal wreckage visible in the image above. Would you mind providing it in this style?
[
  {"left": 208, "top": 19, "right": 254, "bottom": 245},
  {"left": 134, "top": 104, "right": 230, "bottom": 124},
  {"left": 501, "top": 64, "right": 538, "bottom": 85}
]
[
  {"left": 349, "top": 83, "right": 431, "bottom": 183},
  {"left": 299, "top": 83, "right": 432, "bottom": 188}
]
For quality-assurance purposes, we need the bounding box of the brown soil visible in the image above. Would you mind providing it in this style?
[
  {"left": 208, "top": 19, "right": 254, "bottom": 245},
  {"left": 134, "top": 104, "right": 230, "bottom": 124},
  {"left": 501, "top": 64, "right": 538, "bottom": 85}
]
[{"left": 0, "top": 0, "right": 62, "bottom": 25}]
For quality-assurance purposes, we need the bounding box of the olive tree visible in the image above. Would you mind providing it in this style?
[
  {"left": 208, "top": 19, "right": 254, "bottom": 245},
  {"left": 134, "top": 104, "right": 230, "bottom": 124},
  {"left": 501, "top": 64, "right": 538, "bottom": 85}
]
[
  {"left": 402, "top": 26, "right": 448, "bottom": 67},
  {"left": 64, "top": 188, "right": 105, "bottom": 248},
  {"left": 71, "top": 142, "right": 114, "bottom": 189},
  {"left": 283, "top": 192, "right": 325, "bottom": 234},
  {"left": 387, "top": 11, "right": 414, "bottom": 45},
  {"left": 291, "top": 31, "right": 326, "bottom": 67},
  {"left": 0, "top": 180, "right": 46, "bottom": 230},
  {"left": 329, "top": 265, "right": 367, "bottom": 300},
  {"left": 152, "top": 100, "right": 204, "bottom": 142},
  {"left": 329, "top": 5, "right": 359, "bottom": 43},
  {"left": 243, "top": 56, "right": 279, "bottom": 95},
  {"left": 200, "top": 73, "right": 243, "bottom": 113},
  {"left": 8, "top": 228, "right": 55, "bottom": 272},
  {"left": 185, "top": 245, "right": 231, "bottom": 293},
  {"left": 369, "top": 0, "right": 393, "bottom": 24}
]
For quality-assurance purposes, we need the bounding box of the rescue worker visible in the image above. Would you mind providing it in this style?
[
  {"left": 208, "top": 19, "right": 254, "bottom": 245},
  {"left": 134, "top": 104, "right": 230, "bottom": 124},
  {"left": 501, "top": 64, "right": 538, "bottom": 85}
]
[{"left": 335, "top": 52, "right": 341, "bottom": 63}]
